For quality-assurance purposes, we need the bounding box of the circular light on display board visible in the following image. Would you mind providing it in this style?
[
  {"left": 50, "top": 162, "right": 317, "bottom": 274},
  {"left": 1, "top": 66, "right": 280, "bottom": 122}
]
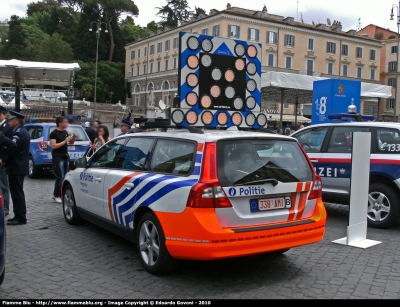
[
  {"left": 210, "top": 85, "right": 221, "bottom": 98},
  {"left": 217, "top": 112, "right": 228, "bottom": 126},
  {"left": 201, "top": 54, "right": 212, "bottom": 67},
  {"left": 247, "top": 45, "right": 258, "bottom": 58},
  {"left": 235, "top": 59, "right": 245, "bottom": 71},
  {"left": 211, "top": 68, "right": 222, "bottom": 81},
  {"left": 257, "top": 113, "right": 267, "bottom": 127},
  {"left": 245, "top": 113, "right": 256, "bottom": 126},
  {"left": 187, "top": 73, "right": 199, "bottom": 87},
  {"left": 187, "top": 55, "right": 199, "bottom": 69},
  {"left": 231, "top": 112, "right": 243, "bottom": 126},
  {"left": 201, "top": 95, "right": 212, "bottom": 108},
  {"left": 187, "top": 36, "right": 200, "bottom": 50},
  {"left": 186, "top": 110, "right": 198, "bottom": 125},
  {"left": 186, "top": 92, "right": 198, "bottom": 106},
  {"left": 201, "top": 38, "right": 213, "bottom": 52},
  {"left": 171, "top": 109, "right": 185, "bottom": 124},
  {"left": 225, "top": 69, "right": 235, "bottom": 82},
  {"left": 247, "top": 62, "right": 257, "bottom": 75},
  {"left": 201, "top": 111, "right": 214, "bottom": 125},
  {"left": 247, "top": 79, "right": 257, "bottom": 92},
  {"left": 246, "top": 96, "right": 256, "bottom": 109},
  {"left": 233, "top": 97, "right": 244, "bottom": 110},
  {"left": 234, "top": 43, "right": 246, "bottom": 57},
  {"left": 225, "top": 86, "right": 235, "bottom": 99}
]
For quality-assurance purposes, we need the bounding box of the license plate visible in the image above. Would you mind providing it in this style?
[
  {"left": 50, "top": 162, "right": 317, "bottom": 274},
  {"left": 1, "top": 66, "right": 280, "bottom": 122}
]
[
  {"left": 250, "top": 197, "right": 292, "bottom": 212},
  {"left": 68, "top": 146, "right": 76, "bottom": 150},
  {"left": 69, "top": 152, "right": 84, "bottom": 159}
]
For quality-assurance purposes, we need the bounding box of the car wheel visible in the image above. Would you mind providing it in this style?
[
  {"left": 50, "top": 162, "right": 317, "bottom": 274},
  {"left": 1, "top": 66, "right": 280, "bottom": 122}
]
[
  {"left": 368, "top": 183, "right": 400, "bottom": 229},
  {"left": 136, "top": 212, "right": 179, "bottom": 274},
  {"left": 63, "top": 185, "right": 82, "bottom": 225},
  {"left": 0, "top": 268, "right": 4, "bottom": 285},
  {"left": 28, "top": 157, "right": 41, "bottom": 178}
]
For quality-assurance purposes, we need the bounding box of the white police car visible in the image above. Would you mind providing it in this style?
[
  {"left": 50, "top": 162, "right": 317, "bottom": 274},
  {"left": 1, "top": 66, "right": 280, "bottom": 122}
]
[
  {"left": 292, "top": 121, "right": 400, "bottom": 229},
  {"left": 62, "top": 128, "right": 326, "bottom": 274}
]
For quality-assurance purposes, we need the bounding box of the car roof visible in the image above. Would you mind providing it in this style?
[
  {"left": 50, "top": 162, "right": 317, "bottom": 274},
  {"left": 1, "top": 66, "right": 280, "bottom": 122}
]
[
  {"left": 25, "top": 123, "right": 83, "bottom": 127},
  {"left": 295, "top": 122, "right": 400, "bottom": 129},
  {"left": 114, "top": 130, "right": 298, "bottom": 143}
]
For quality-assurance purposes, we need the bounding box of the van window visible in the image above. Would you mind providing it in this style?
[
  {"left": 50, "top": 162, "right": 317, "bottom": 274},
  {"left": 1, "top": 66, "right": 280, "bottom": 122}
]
[
  {"left": 327, "top": 127, "right": 370, "bottom": 153},
  {"left": 376, "top": 128, "right": 400, "bottom": 153},
  {"left": 293, "top": 127, "right": 329, "bottom": 153}
]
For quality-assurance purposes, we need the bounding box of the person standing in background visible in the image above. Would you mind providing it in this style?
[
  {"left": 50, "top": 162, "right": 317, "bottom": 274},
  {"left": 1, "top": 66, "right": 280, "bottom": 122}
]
[
  {"left": 85, "top": 121, "right": 98, "bottom": 144},
  {"left": 276, "top": 128, "right": 283, "bottom": 135},
  {"left": 0, "top": 106, "right": 11, "bottom": 216}
]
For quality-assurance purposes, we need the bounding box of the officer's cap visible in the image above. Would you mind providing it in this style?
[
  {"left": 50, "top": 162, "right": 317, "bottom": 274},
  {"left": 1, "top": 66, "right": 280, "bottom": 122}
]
[
  {"left": 120, "top": 119, "right": 131, "bottom": 126},
  {"left": 0, "top": 106, "right": 7, "bottom": 113},
  {"left": 9, "top": 110, "right": 25, "bottom": 120}
]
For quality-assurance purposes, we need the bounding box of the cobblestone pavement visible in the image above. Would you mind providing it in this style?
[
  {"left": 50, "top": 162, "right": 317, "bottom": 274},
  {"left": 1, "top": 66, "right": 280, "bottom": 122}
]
[{"left": 1, "top": 174, "right": 400, "bottom": 299}]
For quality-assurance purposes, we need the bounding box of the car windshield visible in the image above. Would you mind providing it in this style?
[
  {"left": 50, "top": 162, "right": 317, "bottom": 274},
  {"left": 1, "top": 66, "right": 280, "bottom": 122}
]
[
  {"left": 217, "top": 139, "right": 313, "bottom": 186},
  {"left": 48, "top": 126, "right": 89, "bottom": 141}
]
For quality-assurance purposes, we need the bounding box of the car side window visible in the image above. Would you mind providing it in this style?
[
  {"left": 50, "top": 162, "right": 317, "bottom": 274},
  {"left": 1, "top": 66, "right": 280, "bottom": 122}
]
[
  {"left": 327, "top": 127, "right": 370, "bottom": 153},
  {"left": 89, "top": 138, "right": 126, "bottom": 168},
  {"left": 35, "top": 127, "right": 43, "bottom": 139},
  {"left": 26, "top": 126, "right": 37, "bottom": 139},
  {"left": 115, "top": 137, "right": 154, "bottom": 171},
  {"left": 150, "top": 140, "right": 196, "bottom": 175},
  {"left": 293, "top": 127, "right": 329, "bottom": 153},
  {"left": 376, "top": 128, "right": 400, "bottom": 153}
]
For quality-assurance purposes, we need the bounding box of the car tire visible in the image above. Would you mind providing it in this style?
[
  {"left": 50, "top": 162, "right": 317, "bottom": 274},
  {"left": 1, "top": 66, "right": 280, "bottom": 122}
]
[
  {"left": 0, "top": 268, "right": 4, "bottom": 285},
  {"left": 63, "top": 185, "right": 83, "bottom": 225},
  {"left": 28, "top": 157, "right": 41, "bottom": 178},
  {"left": 368, "top": 183, "right": 400, "bottom": 229},
  {"left": 136, "top": 212, "right": 179, "bottom": 275}
]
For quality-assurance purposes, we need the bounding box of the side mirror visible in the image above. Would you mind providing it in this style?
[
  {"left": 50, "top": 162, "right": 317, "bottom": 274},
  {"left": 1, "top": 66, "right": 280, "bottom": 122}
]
[{"left": 75, "top": 157, "right": 88, "bottom": 168}]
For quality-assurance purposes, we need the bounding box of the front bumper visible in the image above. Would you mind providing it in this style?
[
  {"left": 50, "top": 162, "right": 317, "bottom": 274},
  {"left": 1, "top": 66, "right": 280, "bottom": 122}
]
[{"left": 155, "top": 198, "right": 326, "bottom": 260}]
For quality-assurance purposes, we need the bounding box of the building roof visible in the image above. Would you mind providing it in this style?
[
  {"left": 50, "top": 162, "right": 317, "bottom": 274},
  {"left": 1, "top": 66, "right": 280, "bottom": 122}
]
[{"left": 358, "top": 24, "right": 398, "bottom": 35}]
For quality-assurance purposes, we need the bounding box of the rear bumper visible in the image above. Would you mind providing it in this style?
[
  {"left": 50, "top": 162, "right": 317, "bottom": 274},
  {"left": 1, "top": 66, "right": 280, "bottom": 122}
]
[{"left": 155, "top": 198, "right": 327, "bottom": 260}]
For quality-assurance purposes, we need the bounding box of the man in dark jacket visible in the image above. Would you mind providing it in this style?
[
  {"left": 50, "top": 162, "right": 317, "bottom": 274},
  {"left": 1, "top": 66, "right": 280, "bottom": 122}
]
[
  {"left": 4, "top": 111, "right": 30, "bottom": 225},
  {"left": 85, "top": 121, "right": 98, "bottom": 144},
  {"left": 0, "top": 106, "right": 11, "bottom": 215}
]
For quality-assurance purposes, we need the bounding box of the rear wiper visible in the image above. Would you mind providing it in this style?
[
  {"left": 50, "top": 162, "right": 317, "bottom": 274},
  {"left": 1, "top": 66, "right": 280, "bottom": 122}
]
[{"left": 234, "top": 179, "right": 279, "bottom": 186}]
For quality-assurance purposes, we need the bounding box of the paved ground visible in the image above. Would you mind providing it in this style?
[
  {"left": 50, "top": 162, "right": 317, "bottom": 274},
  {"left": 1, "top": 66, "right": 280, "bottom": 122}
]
[{"left": 1, "top": 174, "right": 400, "bottom": 299}]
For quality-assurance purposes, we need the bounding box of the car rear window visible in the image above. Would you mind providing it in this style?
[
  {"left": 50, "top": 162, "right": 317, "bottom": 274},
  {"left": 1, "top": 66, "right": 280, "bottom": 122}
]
[
  {"left": 217, "top": 139, "right": 313, "bottom": 186},
  {"left": 48, "top": 126, "right": 89, "bottom": 141}
]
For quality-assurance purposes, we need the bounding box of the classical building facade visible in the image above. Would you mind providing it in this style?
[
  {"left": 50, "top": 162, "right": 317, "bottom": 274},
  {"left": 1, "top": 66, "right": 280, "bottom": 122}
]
[{"left": 126, "top": 4, "right": 383, "bottom": 120}]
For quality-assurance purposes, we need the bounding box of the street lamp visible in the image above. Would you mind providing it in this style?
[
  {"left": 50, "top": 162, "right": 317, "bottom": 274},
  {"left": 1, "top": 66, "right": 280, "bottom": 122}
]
[
  {"left": 390, "top": 2, "right": 400, "bottom": 122},
  {"left": 89, "top": 20, "right": 108, "bottom": 121}
]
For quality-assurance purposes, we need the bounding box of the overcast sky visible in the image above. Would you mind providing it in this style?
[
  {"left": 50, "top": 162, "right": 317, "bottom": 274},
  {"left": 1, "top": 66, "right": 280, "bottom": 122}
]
[{"left": 1, "top": 0, "right": 400, "bottom": 34}]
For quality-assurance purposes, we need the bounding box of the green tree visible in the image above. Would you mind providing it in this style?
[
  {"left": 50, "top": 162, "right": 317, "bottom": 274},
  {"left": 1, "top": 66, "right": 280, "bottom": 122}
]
[
  {"left": 146, "top": 21, "right": 159, "bottom": 33},
  {"left": 38, "top": 33, "right": 74, "bottom": 62},
  {"left": 120, "top": 16, "right": 151, "bottom": 45},
  {"left": 0, "top": 15, "right": 27, "bottom": 60},
  {"left": 21, "top": 24, "right": 49, "bottom": 60},
  {"left": 193, "top": 6, "right": 206, "bottom": 18},
  {"left": 26, "top": 0, "right": 59, "bottom": 17},
  {"left": 156, "top": 0, "right": 192, "bottom": 28}
]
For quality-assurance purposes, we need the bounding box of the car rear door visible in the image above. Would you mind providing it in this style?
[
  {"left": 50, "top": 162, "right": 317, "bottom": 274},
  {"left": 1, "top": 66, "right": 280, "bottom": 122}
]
[
  {"left": 216, "top": 138, "right": 316, "bottom": 228},
  {"left": 66, "top": 125, "right": 90, "bottom": 161}
]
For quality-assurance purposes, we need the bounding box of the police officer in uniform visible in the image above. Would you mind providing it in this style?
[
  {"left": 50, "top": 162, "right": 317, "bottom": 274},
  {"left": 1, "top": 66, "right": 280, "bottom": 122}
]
[
  {"left": 118, "top": 119, "right": 132, "bottom": 136},
  {"left": 0, "top": 106, "right": 11, "bottom": 215},
  {"left": 5, "top": 111, "right": 30, "bottom": 225}
]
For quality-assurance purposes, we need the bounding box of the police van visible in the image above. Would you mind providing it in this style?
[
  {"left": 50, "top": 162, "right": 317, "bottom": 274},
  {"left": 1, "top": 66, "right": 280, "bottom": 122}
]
[{"left": 292, "top": 120, "right": 400, "bottom": 229}]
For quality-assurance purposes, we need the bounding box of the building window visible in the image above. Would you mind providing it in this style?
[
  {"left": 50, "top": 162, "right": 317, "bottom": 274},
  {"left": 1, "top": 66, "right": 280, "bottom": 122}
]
[
  {"left": 370, "top": 49, "right": 376, "bottom": 61},
  {"left": 143, "top": 64, "right": 147, "bottom": 74},
  {"left": 131, "top": 67, "right": 134, "bottom": 77},
  {"left": 267, "top": 54, "right": 274, "bottom": 67},
  {"left": 285, "top": 56, "right": 292, "bottom": 69},
  {"left": 284, "top": 34, "right": 295, "bottom": 47},
  {"left": 326, "top": 42, "right": 336, "bottom": 54},
  {"left": 147, "top": 83, "right": 154, "bottom": 92},
  {"left": 162, "top": 81, "right": 169, "bottom": 90},
  {"left": 342, "top": 64, "right": 348, "bottom": 76},
  {"left": 150, "top": 62, "right": 153, "bottom": 73},
  {"left": 283, "top": 103, "right": 290, "bottom": 109},
  {"left": 137, "top": 65, "right": 140, "bottom": 76},
  {"left": 387, "top": 98, "right": 395, "bottom": 109},
  {"left": 389, "top": 61, "right": 398, "bottom": 72},
  {"left": 157, "top": 42, "right": 162, "bottom": 53},
  {"left": 144, "top": 46, "right": 147, "bottom": 57},
  {"left": 370, "top": 68, "right": 376, "bottom": 80},
  {"left": 212, "top": 25, "right": 220, "bottom": 37},
  {"left": 388, "top": 78, "right": 397, "bottom": 88},
  {"left": 248, "top": 28, "right": 259, "bottom": 41},
  {"left": 135, "top": 97, "right": 139, "bottom": 106},
  {"left": 267, "top": 31, "right": 278, "bottom": 44},
  {"left": 202, "top": 28, "right": 208, "bottom": 35},
  {"left": 228, "top": 25, "right": 240, "bottom": 38},
  {"left": 165, "top": 40, "right": 170, "bottom": 51},
  {"left": 138, "top": 49, "right": 141, "bottom": 58},
  {"left": 342, "top": 44, "right": 349, "bottom": 56},
  {"left": 327, "top": 62, "right": 334, "bottom": 74},
  {"left": 357, "top": 66, "right": 362, "bottom": 78},
  {"left": 150, "top": 45, "right": 154, "bottom": 55},
  {"left": 392, "top": 46, "right": 398, "bottom": 54},
  {"left": 308, "top": 38, "right": 314, "bottom": 51},
  {"left": 356, "top": 47, "right": 363, "bottom": 58},
  {"left": 134, "top": 84, "right": 140, "bottom": 93},
  {"left": 131, "top": 50, "right": 135, "bottom": 60},
  {"left": 307, "top": 59, "right": 314, "bottom": 75},
  {"left": 165, "top": 59, "right": 169, "bottom": 71},
  {"left": 173, "top": 37, "right": 178, "bottom": 49},
  {"left": 157, "top": 61, "right": 161, "bottom": 72},
  {"left": 173, "top": 57, "right": 177, "bottom": 69}
]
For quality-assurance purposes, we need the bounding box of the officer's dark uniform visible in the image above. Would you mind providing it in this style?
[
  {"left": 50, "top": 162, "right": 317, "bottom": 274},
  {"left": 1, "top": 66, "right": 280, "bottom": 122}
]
[
  {"left": 0, "top": 106, "right": 11, "bottom": 215},
  {"left": 5, "top": 111, "right": 30, "bottom": 225},
  {"left": 0, "top": 131, "right": 16, "bottom": 162}
]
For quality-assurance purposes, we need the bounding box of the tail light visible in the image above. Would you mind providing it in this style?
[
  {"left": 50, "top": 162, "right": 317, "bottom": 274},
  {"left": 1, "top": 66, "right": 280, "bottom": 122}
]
[
  {"left": 186, "top": 143, "right": 232, "bottom": 209},
  {"left": 38, "top": 141, "right": 48, "bottom": 152},
  {"left": 308, "top": 175, "right": 322, "bottom": 200},
  {"left": 0, "top": 193, "right": 3, "bottom": 208}
]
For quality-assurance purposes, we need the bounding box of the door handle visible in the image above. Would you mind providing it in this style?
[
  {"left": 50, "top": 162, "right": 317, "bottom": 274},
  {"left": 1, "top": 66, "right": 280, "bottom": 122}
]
[
  {"left": 95, "top": 177, "right": 102, "bottom": 182},
  {"left": 125, "top": 183, "right": 134, "bottom": 189},
  {"left": 310, "top": 160, "right": 319, "bottom": 163}
]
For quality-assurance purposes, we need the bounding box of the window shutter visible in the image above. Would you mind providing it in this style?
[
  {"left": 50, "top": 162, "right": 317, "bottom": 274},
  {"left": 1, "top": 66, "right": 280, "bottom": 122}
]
[
  {"left": 228, "top": 25, "right": 232, "bottom": 36},
  {"left": 326, "top": 42, "right": 329, "bottom": 53},
  {"left": 248, "top": 28, "right": 251, "bottom": 40},
  {"left": 333, "top": 43, "right": 336, "bottom": 54},
  {"left": 284, "top": 34, "right": 288, "bottom": 46},
  {"left": 217, "top": 25, "right": 220, "bottom": 36},
  {"left": 256, "top": 29, "right": 259, "bottom": 41},
  {"left": 236, "top": 26, "right": 240, "bottom": 38},
  {"left": 267, "top": 31, "right": 271, "bottom": 43}
]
